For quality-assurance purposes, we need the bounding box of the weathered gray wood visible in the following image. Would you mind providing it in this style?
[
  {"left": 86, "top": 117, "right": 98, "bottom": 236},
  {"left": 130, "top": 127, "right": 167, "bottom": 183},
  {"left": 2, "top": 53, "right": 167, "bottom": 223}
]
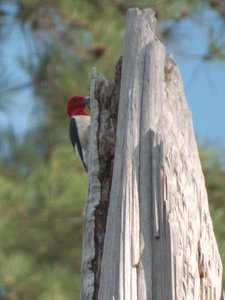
[
  {"left": 81, "top": 7, "right": 223, "bottom": 300},
  {"left": 80, "top": 61, "right": 122, "bottom": 300},
  {"left": 98, "top": 8, "right": 157, "bottom": 300},
  {"left": 162, "top": 56, "right": 223, "bottom": 299},
  {"left": 80, "top": 68, "right": 100, "bottom": 300}
]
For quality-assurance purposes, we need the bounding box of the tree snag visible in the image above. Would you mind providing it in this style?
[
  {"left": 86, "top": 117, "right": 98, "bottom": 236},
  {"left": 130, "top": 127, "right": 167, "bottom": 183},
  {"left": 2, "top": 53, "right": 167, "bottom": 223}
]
[{"left": 80, "top": 8, "right": 223, "bottom": 300}]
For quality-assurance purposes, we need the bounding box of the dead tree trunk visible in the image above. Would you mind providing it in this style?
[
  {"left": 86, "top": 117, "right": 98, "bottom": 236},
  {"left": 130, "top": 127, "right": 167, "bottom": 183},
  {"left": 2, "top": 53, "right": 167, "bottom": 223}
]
[{"left": 80, "top": 8, "right": 223, "bottom": 300}]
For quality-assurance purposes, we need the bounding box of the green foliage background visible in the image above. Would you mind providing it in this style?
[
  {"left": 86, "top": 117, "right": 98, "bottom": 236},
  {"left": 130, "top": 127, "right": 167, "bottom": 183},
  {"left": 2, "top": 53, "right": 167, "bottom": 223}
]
[{"left": 0, "top": 0, "right": 225, "bottom": 299}]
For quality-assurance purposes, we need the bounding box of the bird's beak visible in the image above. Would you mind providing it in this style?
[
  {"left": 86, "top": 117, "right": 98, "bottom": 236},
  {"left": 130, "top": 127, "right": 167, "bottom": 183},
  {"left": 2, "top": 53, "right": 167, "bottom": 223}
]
[{"left": 81, "top": 96, "right": 90, "bottom": 104}]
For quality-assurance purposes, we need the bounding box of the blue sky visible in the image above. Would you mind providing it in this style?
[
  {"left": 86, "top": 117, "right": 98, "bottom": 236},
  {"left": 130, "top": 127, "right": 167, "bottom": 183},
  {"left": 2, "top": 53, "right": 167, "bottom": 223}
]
[
  {"left": 169, "top": 13, "right": 225, "bottom": 150},
  {"left": 1, "top": 7, "right": 225, "bottom": 150},
  {"left": 179, "top": 56, "right": 225, "bottom": 149}
]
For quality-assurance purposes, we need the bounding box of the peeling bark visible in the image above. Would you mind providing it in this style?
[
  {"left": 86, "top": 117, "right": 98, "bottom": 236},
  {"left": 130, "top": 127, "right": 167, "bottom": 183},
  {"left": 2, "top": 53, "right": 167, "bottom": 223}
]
[
  {"left": 80, "top": 59, "right": 122, "bottom": 300},
  {"left": 92, "top": 58, "right": 122, "bottom": 299}
]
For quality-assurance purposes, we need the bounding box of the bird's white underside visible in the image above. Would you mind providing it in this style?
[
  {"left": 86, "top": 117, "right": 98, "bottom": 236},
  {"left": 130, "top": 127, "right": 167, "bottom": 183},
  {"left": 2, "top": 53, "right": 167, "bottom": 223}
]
[{"left": 72, "top": 115, "right": 90, "bottom": 168}]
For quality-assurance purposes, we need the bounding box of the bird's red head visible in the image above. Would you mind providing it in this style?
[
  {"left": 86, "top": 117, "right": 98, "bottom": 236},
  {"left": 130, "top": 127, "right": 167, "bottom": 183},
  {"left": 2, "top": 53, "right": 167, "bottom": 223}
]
[{"left": 67, "top": 95, "right": 89, "bottom": 118}]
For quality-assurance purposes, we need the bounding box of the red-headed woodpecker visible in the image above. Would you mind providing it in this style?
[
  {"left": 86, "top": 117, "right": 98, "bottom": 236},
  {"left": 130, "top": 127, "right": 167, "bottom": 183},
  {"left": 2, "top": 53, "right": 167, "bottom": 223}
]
[{"left": 67, "top": 95, "right": 90, "bottom": 172}]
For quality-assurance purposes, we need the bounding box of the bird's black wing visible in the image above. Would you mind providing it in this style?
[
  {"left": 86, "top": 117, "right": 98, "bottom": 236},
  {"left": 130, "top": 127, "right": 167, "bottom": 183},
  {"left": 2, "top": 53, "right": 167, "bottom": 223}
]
[{"left": 69, "top": 118, "right": 87, "bottom": 172}]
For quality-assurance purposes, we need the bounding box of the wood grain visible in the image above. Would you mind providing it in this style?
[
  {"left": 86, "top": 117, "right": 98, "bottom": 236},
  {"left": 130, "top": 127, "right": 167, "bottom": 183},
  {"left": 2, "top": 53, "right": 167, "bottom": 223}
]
[{"left": 80, "top": 8, "right": 223, "bottom": 300}]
